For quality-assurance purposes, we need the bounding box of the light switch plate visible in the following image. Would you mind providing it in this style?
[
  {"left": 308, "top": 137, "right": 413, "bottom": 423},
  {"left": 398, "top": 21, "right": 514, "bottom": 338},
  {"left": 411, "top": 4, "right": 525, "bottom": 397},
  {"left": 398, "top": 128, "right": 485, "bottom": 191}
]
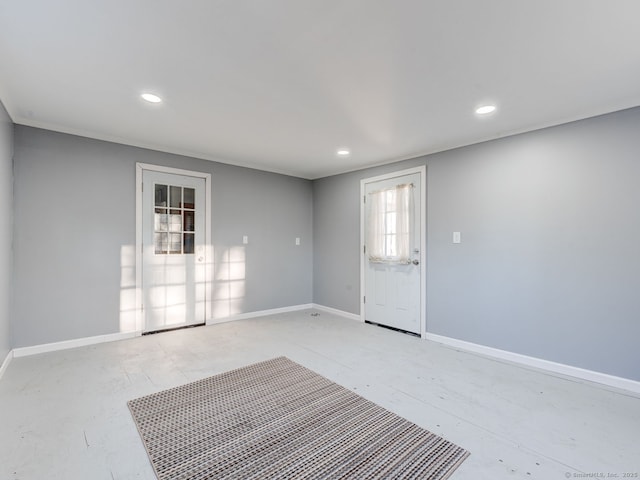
[
  {"left": 453, "top": 232, "right": 461, "bottom": 244},
  {"left": 242, "top": 235, "right": 248, "bottom": 244},
  {"left": 295, "top": 237, "right": 301, "bottom": 246}
]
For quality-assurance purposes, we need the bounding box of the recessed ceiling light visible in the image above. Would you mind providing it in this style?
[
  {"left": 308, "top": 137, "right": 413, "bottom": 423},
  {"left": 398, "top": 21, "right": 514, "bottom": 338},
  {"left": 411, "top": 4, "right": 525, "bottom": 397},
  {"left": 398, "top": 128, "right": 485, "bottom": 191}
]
[
  {"left": 141, "top": 93, "right": 162, "bottom": 103},
  {"left": 336, "top": 148, "right": 351, "bottom": 157},
  {"left": 475, "top": 104, "right": 496, "bottom": 115}
]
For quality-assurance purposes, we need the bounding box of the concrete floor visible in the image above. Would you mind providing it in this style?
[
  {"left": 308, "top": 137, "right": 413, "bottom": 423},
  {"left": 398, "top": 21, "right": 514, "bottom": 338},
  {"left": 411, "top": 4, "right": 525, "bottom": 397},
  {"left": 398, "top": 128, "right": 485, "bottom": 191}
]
[{"left": 0, "top": 309, "right": 639, "bottom": 479}]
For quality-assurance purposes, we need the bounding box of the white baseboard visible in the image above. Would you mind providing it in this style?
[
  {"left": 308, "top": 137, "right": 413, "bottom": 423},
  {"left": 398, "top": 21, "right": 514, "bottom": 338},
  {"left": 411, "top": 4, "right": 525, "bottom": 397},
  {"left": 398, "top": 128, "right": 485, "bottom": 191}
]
[
  {"left": 10, "top": 304, "right": 318, "bottom": 358},
  {"left": 425, "top": 332, "right": 640, "bottom": 395},
  {"left": 312, "top": 304, "right": 361, "bottom": 322},
  {"left": 207, "top": 304, "right": 314, "bottom": 325},
  {"left": 12, "top": 331, "right": 141, "bottom": 358},
  {"left": 0, "top": 349, "right": 13, "bottom": 380},
  {"left": 206, "top": 303, "right": 362, "bottom": 325}
]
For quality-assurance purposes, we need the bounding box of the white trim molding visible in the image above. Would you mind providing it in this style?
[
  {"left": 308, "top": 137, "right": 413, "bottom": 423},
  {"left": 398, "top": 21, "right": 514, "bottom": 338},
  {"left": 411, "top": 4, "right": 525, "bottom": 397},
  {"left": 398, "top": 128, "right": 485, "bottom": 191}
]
[
  {"left": 426, "top": 332, "right": 640, "bottom": 395},
  {"left": 0, "top": 349, "right": 13, "bottom": 380},
  {"left": 12, "top": 331, "right": 141, "bottom": 358},
  {"left": 207, "top": 304, "right": 314, "bottom": 325},
  {"left": 312, "top": 304, "right": 361, "bottom": 322}
]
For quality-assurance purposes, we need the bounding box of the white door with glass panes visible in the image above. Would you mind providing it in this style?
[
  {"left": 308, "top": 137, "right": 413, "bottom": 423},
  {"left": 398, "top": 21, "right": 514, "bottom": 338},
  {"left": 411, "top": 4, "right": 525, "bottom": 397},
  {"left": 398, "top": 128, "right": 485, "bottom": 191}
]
[
  {"left": 364, "top": 171, "right": 422, "bottom": 334},
  {"left": 142, "top": 170, "right": 206, "bottom": 332}
]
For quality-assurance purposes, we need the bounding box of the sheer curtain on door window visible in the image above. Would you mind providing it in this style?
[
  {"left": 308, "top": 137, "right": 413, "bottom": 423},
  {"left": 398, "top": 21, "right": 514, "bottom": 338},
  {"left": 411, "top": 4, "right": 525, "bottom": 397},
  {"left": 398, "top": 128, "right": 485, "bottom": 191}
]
[{"left": 367, "top": 183, "right": 413, "bottom": 264}]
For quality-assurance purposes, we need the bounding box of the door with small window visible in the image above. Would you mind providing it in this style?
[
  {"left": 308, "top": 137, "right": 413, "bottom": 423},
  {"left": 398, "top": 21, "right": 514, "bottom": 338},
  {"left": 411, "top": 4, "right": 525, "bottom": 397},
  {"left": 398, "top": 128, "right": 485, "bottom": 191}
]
[
  {"left": 364, "top": 171, "right": 422, "bottom": 334},
  {"left": 142, "top": 169, "right": 206, "bottom": 332}
]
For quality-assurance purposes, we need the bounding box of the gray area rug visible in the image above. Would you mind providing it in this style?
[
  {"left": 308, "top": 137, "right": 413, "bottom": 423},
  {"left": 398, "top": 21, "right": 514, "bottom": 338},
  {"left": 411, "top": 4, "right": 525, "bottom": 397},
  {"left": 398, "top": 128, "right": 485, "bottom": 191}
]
[{"left": 128, "top": 357, "right": 469, "bottom": 479}]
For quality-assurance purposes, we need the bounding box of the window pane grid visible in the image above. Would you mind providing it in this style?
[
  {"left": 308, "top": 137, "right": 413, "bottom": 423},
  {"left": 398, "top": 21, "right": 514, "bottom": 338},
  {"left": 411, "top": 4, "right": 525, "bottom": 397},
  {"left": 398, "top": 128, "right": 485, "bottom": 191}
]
[{"left": 154, "top": 184, "right": 196, "bottom": 255}]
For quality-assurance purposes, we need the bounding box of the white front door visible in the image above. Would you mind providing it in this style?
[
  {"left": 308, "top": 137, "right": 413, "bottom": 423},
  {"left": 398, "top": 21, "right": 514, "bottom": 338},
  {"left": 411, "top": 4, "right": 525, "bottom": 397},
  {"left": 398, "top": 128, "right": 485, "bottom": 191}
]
[
  {"left": 142, "top": 169, "right": 206, "bottom": 333},
  {"left": 363, "top": 169, "right": 424, "bottom": 335}
]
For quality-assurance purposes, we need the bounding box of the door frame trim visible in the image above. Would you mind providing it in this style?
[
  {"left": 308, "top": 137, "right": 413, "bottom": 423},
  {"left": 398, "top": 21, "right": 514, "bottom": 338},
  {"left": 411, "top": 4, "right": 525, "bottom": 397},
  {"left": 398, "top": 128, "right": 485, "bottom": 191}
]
[
  {"left": 360, "top": 166, "right": 427, "bottom": 338},
  {"left": 135, "top": 163, "right": 212, "bottom": 333}
]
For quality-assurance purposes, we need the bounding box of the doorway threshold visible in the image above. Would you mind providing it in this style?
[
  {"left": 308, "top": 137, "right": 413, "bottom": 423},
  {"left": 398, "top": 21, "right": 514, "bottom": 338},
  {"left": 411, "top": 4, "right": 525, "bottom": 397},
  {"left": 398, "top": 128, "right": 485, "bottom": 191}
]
[
  {"left": 142, "top": 323, "right": 206, "bottom": 336},
  {"left": 365, "top": 320, "right": 420, "bottom": 338}
]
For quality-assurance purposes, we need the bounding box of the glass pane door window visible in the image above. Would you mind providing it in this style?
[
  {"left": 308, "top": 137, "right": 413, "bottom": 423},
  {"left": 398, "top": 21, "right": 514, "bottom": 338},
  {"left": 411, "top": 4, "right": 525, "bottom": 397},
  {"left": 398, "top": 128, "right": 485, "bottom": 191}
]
[
  {"left": 367, "top": 183, "right": 414, "bottom": 264},
  {"left": 154, "top": 184, "right": 196, "bottom": 254}
]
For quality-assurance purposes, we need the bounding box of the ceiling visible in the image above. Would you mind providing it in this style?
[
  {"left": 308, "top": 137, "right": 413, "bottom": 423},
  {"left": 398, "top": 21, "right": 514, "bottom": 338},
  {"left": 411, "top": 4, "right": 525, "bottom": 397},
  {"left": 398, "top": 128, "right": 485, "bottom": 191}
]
[{"left": 1, "top": 1, "right": 639, "bottom": 179}]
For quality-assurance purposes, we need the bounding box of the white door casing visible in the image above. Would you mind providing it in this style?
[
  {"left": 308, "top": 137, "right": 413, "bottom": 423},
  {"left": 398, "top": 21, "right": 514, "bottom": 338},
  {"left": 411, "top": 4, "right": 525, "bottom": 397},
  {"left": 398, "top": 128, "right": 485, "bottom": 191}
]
[
  {"left": 360, "top": 167, "right": 426, "bottom": 336},
  {"left": 136, "top": 164, "right": 211, "bottom": 333}
]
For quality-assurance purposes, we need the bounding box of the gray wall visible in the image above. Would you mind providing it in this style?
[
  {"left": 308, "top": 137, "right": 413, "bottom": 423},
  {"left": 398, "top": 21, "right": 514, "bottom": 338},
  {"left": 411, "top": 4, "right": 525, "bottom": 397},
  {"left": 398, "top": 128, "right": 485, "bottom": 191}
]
[
  {"left": 313, "top": 107, "right": 640, "bottom": 381},
  {"left": 13, "top": 126, "right": 313, "bottom": 347},
  {"left": 9, "top": 107, "right": 640, "bottom": 381},
  {"left": 0, "top": 101, "right": 13, "bottom": 360}
]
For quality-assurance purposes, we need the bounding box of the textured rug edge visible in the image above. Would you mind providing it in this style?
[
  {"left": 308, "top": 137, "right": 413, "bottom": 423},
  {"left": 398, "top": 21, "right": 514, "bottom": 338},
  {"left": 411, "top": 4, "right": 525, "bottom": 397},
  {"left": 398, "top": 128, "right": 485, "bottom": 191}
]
[
  {"left": 441, "top": 451, "right": 471, "bottom": 480},
  {"left": 127, "top": 400, "right": 163, "bottom": 480},
  {"left": 127, "top": 356, "right": 470, "bottom": 479}
]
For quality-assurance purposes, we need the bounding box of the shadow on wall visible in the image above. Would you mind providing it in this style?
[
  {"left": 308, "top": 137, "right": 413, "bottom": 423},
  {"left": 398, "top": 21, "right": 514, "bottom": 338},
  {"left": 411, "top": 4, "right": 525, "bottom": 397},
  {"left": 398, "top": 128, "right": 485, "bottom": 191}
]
[{"left": 118, "top": 244, "right": 247, "bottom": 333}]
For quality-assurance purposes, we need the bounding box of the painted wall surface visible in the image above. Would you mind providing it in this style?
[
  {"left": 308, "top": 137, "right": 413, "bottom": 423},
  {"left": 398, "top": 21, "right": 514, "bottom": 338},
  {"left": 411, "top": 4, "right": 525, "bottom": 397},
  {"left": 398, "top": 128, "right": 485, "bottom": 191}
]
[
  {"left": 12, "top": 126, "right": 312, "bottom": 347},
  {"left": 0, "top": 101, "right": 13, "bottom": 360},
  {"left": 313, "top": 107, "right": 640, "bottom": 381}
]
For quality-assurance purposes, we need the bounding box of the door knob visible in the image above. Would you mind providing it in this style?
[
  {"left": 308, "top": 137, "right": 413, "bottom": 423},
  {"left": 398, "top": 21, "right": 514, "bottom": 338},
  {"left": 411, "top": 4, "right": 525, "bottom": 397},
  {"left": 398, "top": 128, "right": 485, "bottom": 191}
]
[{"left": 412, "top": 259, "right": 419, "bottom": 265}]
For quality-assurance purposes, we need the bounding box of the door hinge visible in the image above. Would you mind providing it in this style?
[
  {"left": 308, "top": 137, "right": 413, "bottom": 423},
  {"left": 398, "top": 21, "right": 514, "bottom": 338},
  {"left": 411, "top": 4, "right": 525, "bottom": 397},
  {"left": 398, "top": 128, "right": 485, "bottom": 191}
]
[
  {"left": 363, "top": 195, "right": 366, "bottom": 203},
  {"left": 141, "top": 182, "right": 144, "bottom": 192},
  {"left": 363, "top": 296, "right": 366, "bottom": 304},
  {"left": 363, "top": 245, "right": 366, "bottom": 254}
]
